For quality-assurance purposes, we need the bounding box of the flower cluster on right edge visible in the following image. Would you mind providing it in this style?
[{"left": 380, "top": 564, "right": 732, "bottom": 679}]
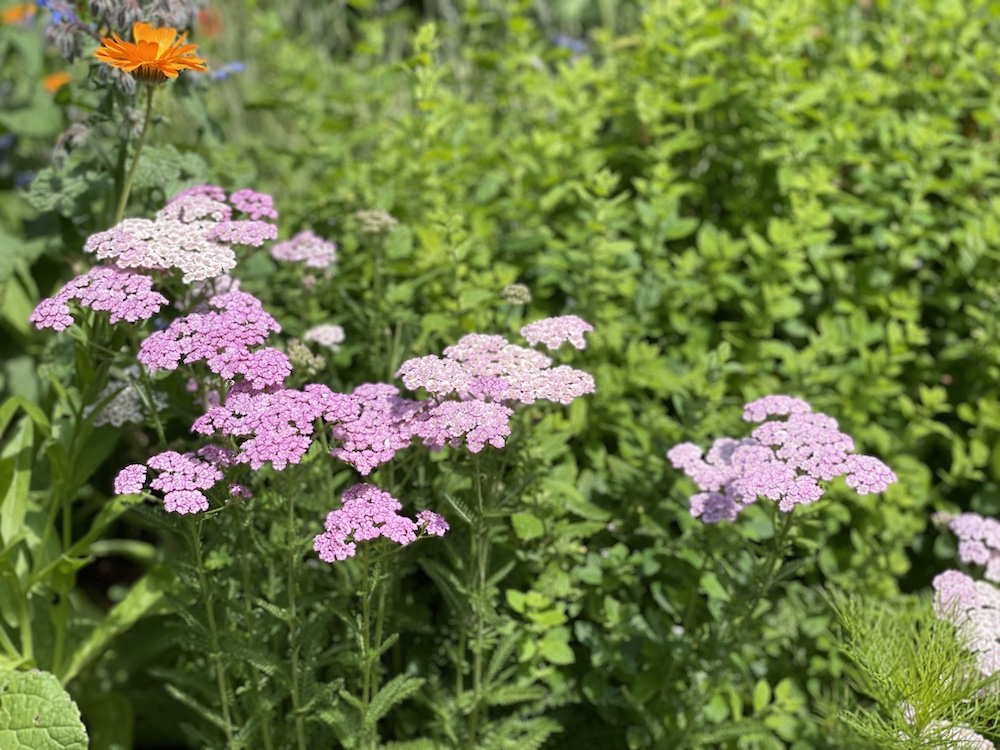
[{"left": 667, "top": 395, "right": 897, "bottom": 524}]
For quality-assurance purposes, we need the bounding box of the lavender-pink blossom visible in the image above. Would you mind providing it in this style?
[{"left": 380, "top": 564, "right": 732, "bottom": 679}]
[
  {"left": 668, "top": 397, "right": 896, "bottom": 523},
  {"left": 85, "top": 186, "right": 279, "bottom": 283},
  {"left": 933, "top": 570, "right": 1000, "bottom": 677},
  {"left": 138, "top": 291, "right": 285, "bottom": 387},
  {"left": 270, "top": 230, "right": 337, "bottom": 269},
  {"left": 30, "top": 266, "right": 167, "bottom": 330},
  {"left": 412, "top": 400, "right": 513, "bottom": 453},
  {"left": 520, "top": 315, "right": 594, "bottom": 350},
  {"left": 327, "top": 384, "right": 424, "bottom": 475},
  {"left": 113, "top": 464, "right": 148, "bottom": 495},
  {"left": 396, "top": 332, "right": 594, "bottom": 406},
  {"left": 304, "top": 324, "right": 346, "bottom": 350},
  {"left": 947, "top": 513, "right": 1000, "bottom": 583},
  {"left": 163, "top": 489, "right": 210, "bottom": 515},
  {"left": 417, "top": 510, "right": 450, "bottom": 536},
  {"left": 228, "top": 188, "right": 279, "bottom": 220},
  {"left": 192, "top": 384, "right": 351, "bottom": 471},
  {"left": 313, "top": 484, "right": 420, "bottom": 563}
]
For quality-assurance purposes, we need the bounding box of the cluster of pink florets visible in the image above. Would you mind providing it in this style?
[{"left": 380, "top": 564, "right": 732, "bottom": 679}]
[
  {"left": 312, "top": 483, "right": 449, "bottom": 562},
  {"left": 138, "top": 291, "right": 291, "bottom": 389},
  {"left": 270, "top": 229, "right": 337, "bottom": 269},
  {"left": 84, "top": 186, "right": 279, "bottom": 283},
  {"left": 30, "top": 266, "right": 168, "bottom": 331},
  {"left": 36, "top": 190, "right": 599, "bottom": 566},
  {"left": 667, "top": 395, "right": 897, "bottom": 523}
]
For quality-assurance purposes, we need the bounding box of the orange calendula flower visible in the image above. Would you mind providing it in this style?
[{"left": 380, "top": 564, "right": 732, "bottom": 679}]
[
  {"left": 43, "top": 71, "right": 73, "bottom": 94},
  {"left": 1, "top": 3, "right": 35, "bottom": 25},
  {"left": 94, "top": 21, "right": 207, "bottom": 85}
]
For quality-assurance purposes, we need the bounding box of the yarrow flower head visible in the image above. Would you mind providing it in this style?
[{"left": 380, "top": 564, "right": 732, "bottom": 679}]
[
  {"left": 353, "top": 209, "right": 398, "bottom": 235},
  {"left": 30, "top": 266, "right": 167, "bottom": 331},
  {"left": 520, "top": 315, "right": 594, "bottom": 350},
  {"left": 83, "top": 366, "right": 168, "bottom": 427},
  {"left": 933, "top": 570, "right": 1000, "bottom": 678},
  {"left": 313, "top": 484, "right": 425, "bottom": 563},
  {"left": 192, "top": 383, "right": 354, "bottom": 471},
  {"left": 397, "top": 330, "right": 595, "bottom": 407},
  {"left": 95, "top": 21, "right": 207, "bottom": 84},
  {"left": 138, "top": 290, "right": 290, "bottom": 388},
  {"left": 113, "top": 446, "right": 231, "bottom": 515},
  {"left": 84, "top": 186, "right": 278, "bottom": 283},
  {"left": 667, "top": 395, "right": 897, "bottom": 523},
  {"left": 417, "top": 510, "right": 450, "bottom": 537},
  {"left": 304, "top": 324, "right": 345, "bottom": 351},
  {"left": 945, "top": 513, "right": 1000, "bottom": 583},
  {"left": 270, "top": 230, "right": 337, "bottom": 269}
]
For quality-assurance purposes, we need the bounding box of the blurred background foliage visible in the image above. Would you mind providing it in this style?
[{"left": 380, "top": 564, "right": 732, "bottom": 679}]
[{"left": 5, "top": 0, "right": 1000, "bottom": 747}]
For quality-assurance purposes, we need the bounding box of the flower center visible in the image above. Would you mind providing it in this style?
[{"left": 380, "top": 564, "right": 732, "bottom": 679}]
[{"left": 133, "top": 64, "right": 168, "bottom": 85}]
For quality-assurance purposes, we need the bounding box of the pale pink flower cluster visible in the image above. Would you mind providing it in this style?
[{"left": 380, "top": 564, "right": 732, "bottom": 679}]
[
  {"left": 192, "top": 383, "right": 355, "bottom": 471},
  {"left": 313, "top": 484, "right": 433, "bottom": 562},
  {"left": 397, "top": 328, "right": 595, "bottom": 406},
  {"left": 520, "top": 315, "right": 594, "bottom": 350},
  {"left": 270, "top": 230, "right": 337, "bottom": 269},
  {"left": 304, "top": 324, "right": 345, "bottom": 351},
  {"left": 138, "top": 291, "right": 291, "bottom": 389},
  {"left": 83, "top": 186, "right": 278, "bottom": 283},
  {"left": 30, "top": 266, "right": 167, "bottom": 331},
  {"left": 933, "top": 570, "right": 1000, "bottom": 678},
  {"left": 417, "top": 510, "right": 450, "bottom": 536},
  {"left": 947, "top": 513, "right": 1000, "bottom": 583},
  {"left": 667, "top": 395, "right": 897, "bottom": 523},
  {"left": 113, "top": 446, "right": 233, "bottom": 515}
]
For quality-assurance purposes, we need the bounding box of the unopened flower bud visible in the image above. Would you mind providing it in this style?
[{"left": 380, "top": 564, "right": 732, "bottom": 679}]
[{"left": 501, "top": 283, "right": 531, "bottom": 305}]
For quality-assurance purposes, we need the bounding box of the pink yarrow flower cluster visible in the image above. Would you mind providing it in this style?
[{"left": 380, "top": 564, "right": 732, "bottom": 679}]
[
  {"left": 270, "top": 230, "right": 337, "bottom": 269},
  {"left": 304, "top": 324, "right": 345, "bottom": 351},
  {"left": 667, "top": 395, "right": 897, "bottom": 523},
  {"left": 138, "top": 291, "right": 291, "bottom": 389},
  {"left": 30, "top": 266, "right": 167, "bottom": 331},
  {"left": 112, "top": 447, "right": 232, "bottom": 515},
  {"left": 933, "top": 570, "right": 1000, "bottom": 678},
  {"left": 520, "top": 315, "right": 594, "bottom": 350},
  {"left": 945, "top": 513, "right": 1000, "bottom": 583},
  {"left": 313, "top": 484, "right": 444, "bottom": 563},
  {"left": 192, "top": 383, "right": 356, "bottom": 471},
  {"left": 396, "top": 327, "right": 595, "bottom": 407},
  {"left": 83, "top": 185, "right": 278, "bottom": 283}
]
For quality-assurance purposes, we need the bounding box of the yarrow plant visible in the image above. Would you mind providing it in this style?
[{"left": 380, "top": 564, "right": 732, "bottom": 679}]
[{"left": 668, "top": 395, "right": 897, "bottom": 523}]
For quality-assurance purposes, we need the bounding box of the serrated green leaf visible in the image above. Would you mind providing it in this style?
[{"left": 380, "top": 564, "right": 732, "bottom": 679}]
[{"left": 0, "top": 669, "right": 88, "bottom": 750}]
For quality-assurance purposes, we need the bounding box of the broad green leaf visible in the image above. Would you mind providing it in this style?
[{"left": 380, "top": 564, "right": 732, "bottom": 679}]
[{"left": 0, "top": 669, "right": 87, "bottom": 749}]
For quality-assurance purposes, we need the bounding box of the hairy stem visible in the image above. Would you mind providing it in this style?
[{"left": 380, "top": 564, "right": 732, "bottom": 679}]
[
  {"left": 112, "top": 84, "right": 155, "bottom": 226},
  {"left": 286, "top": 492, "right": 307, "bottom": 750},
  {"left": 239, "top": 519, "right": 275, "bottom": 750},
  {"left": 190, "top": 520, "right": 233, "bottom": 744}
]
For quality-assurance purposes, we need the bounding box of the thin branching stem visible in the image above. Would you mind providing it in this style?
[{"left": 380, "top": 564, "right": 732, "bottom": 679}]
[
  {"left": 190, "top": 520, "right": 234, "bottom": 745},
  {"left": 285, "top": 490, "right": 307, "bottom": 750}
]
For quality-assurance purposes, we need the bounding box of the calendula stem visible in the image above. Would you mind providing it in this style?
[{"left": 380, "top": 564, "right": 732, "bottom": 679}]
[{"left": 113, "top": 84, "right": 155, "bottom": 225}]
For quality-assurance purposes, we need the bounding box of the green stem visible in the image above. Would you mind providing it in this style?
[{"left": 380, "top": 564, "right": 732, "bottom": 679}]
[
  {"left": 112, "top": 85, "right": 155, "bottom": 226},
  {"left": 361, "top": 544, "right": 373, "bottom": 749},
  {"left": 286, "top": 492, "right": 307, "bottom": 750},
  {"left": 467, "top": 455, "right": 489, "bottom": 748},
  {"left": 239, "top": 519, "right": 275, "bottom": 750},
  {"left": 190, "top": 521, "right": 234, "bottom": 745}
]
